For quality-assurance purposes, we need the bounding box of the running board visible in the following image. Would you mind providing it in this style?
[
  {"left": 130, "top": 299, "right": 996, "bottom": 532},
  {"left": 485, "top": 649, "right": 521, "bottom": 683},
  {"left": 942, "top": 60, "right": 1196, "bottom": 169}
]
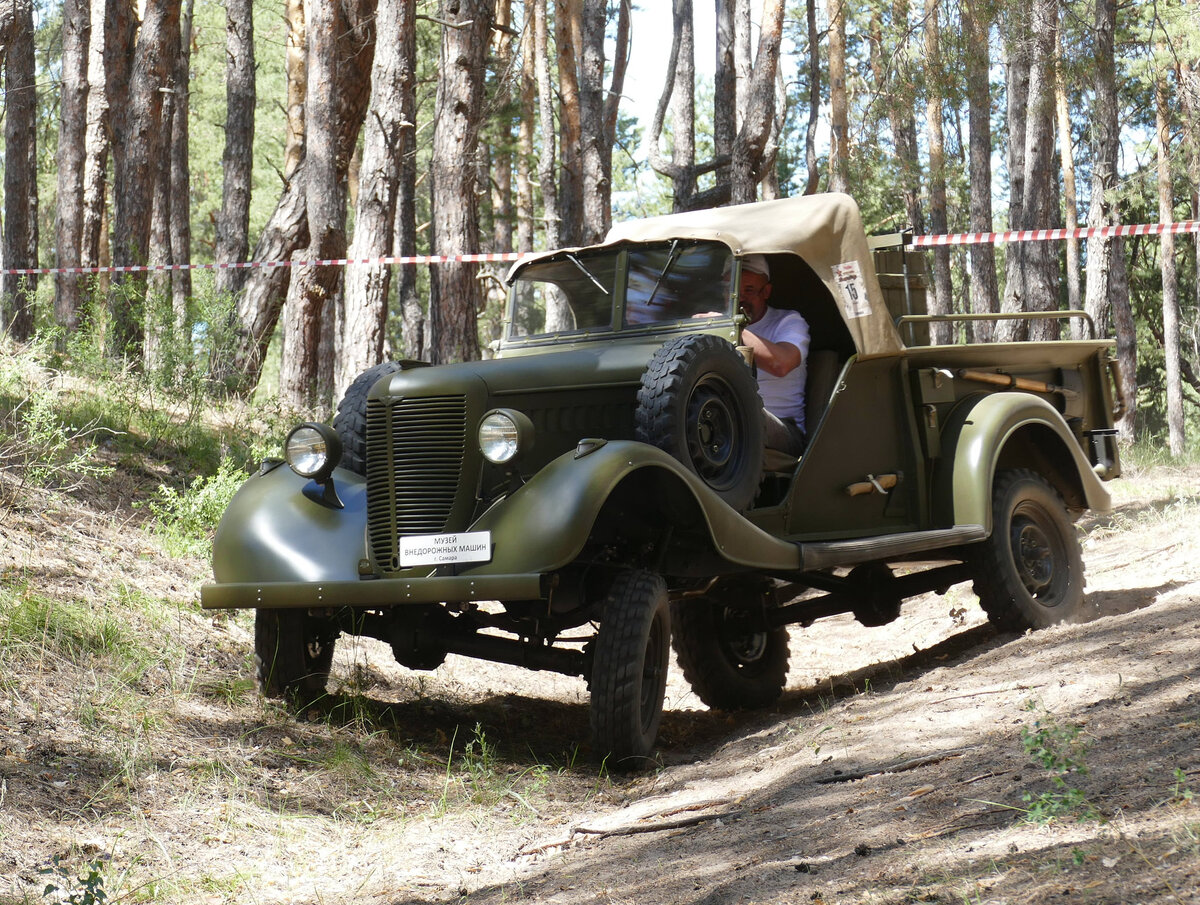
[{"left": 798, "top": 525, "right": 987, "bottom": 571}]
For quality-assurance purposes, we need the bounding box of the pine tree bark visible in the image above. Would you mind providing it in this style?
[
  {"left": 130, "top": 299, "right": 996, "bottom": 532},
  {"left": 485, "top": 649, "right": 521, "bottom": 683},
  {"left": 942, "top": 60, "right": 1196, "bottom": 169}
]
[
  {"left": 1156, "top": 60, "right": 1185, "bottom": 455},
  {"left": 923, "top": 0, "right": 952, "bottom": 343},
  {"left": 827, "top": 0, "right": 849, "bottom": 194},
  {"left": 1054, "top": 24, "right": 1081, "bottom": 327},
  {"left": 533, "top": 0, "right": 559, "bottom": 250},
  {"left": 1020, "top": 0, "right": 1061, "bottom": 343},
  {"left": 108, "top": 0, "right": 181, "bottom": 362},
  {"left": 555, "top": 0, "right": 584, "bottom": 244},
  {"left": 217, "top": 0, "right": 374, "bottom": 397},
  {"left": 648, "top": 0, "right": 698, "bottom": 211},
  {"left": 730, "top": 0, "right": 784, "bottom": 204},
  {"left": 169, "top": 0, "right": 193, "bottom": 337},
  {"left": 1084, "top": 0, "right": 1133, "bottom": 435},
  {"left": 216, "top": 0, "right": 255, "bottom": 299},
  {"left": 429, "top": 1, "right": 494, "bottom": 365},
  {"left": 54, "top": 0, "right": 90, "bottom": 338},
  {"left": 280, "top": 0, "right": 375, "bottom": 409},
  {"left": 964, "top": 0, "right": 998, "bottom": 341},
  {"left": 803, "top": 0, "right": 820, "bottom": 194},
  {"left": 81, "top": 0, "right": 115, "bottom": 294},
  {"left": 283, "top": 0, "right": 307, "bottom": 181},
  {"left": 998, "top": 5, "right": 1030, "bottom": 343},
  {"left": 516, "top": 14, "right": 537, "bottom": 254},
  {"left": 870, "top": 2, "right": 923, "bottom": 234},
  {"left": 1, "top": 0, "right": 38, "bottom": 341},
  {"left": 337, "top": 0, "right": 417, "bottom": 396}
]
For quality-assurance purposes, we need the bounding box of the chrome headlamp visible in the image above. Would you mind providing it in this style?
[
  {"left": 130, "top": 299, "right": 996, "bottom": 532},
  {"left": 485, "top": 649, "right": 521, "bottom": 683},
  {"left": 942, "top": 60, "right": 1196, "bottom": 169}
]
[
  {"left": 478, "top": 409, "right": 534, "bottom": 465},
  {"left": 284, "top": 422, "right": 343, "bottom": 483}
]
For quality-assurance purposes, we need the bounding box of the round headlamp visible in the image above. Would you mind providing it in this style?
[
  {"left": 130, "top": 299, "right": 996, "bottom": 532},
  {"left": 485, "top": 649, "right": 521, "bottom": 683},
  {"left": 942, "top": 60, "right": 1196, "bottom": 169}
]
[
  {"left": 479, "top": 409, "right": 533, "bottom": 465},
  {"left": 284, "top": 422, "right": 342, "bottom": 482}
]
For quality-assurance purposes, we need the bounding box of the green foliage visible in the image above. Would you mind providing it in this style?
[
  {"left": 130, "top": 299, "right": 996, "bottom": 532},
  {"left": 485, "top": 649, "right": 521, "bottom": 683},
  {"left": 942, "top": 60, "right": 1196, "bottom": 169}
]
[
  {"left": 40, "top": 855, "right": 108, "bottom": 905},
  {"left": 1019, "top": 700, "right": 1097, "bottom": 823},
  {"left": 147, "top": 457, "right": 249, "bottom": 557}
]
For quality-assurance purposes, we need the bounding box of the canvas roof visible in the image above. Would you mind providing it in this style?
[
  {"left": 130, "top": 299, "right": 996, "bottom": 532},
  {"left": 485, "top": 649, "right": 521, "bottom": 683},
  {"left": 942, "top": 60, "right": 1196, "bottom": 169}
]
[{"left": 509, "top": 193, "right": 904, "bottom": 358}]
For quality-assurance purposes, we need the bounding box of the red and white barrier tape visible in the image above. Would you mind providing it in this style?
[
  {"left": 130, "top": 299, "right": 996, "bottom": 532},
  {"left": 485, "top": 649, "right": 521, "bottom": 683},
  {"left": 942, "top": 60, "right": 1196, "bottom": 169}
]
[
  {"left": 908, "top": 220, "right": 1200, "bottom": 247},
  {"left": 4, "top": 219, "right": 1199, "bottom": 275},
  {"left": 0, "top": 252, "right": 522, "bottom": 277}
]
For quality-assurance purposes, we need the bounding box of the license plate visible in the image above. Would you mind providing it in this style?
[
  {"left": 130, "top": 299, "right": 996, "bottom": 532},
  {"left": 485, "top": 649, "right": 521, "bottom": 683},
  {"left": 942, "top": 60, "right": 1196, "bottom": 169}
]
[{"left": 397, "top": 531, "right": 492, "bottom": 567}]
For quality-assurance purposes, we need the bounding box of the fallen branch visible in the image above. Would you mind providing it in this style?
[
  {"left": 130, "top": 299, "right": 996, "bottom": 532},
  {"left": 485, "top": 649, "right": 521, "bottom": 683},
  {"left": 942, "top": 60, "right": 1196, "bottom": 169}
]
[
  {"left": 516, "top": 803, "right": 738, "bottom": 857},
  {"left": 815, "top": 748, "right": 971, "bottom": 784}
]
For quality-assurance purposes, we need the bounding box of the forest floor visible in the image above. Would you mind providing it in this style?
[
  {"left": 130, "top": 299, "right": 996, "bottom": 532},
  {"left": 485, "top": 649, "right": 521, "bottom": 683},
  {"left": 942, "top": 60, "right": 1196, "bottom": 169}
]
[{"left": 2, "top": 446, "right": 1199, "bottom": 905}]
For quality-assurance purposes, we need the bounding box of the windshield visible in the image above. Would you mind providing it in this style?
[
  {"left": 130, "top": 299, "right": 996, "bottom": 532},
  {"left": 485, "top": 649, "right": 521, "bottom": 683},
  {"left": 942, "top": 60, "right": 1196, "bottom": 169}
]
[
  {"left": 508, "top": 241, "right": 732, "bottom": 340},
  {"left": 624, "top": 243, "right": 731, "bottom": 326}
]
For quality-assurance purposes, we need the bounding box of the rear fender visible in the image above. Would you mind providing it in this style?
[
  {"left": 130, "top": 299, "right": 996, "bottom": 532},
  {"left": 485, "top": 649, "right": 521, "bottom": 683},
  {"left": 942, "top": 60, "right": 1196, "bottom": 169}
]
[
  {"left": 933, "top": 393, "right": 1111, "bottom": 531},
  {"left": 469, "top": 441, "right": 801, "bottom": 573}
]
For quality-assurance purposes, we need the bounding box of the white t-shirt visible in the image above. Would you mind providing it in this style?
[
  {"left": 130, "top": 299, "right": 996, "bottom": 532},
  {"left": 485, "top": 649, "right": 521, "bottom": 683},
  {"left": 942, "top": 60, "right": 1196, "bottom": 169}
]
[{"left": 750, "top": 306, "right": 811, "bottom": 430}]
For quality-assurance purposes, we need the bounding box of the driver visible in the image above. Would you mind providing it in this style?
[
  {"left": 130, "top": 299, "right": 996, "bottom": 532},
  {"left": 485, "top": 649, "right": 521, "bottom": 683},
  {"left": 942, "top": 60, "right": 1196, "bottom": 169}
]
[{"left": 737, "top": 255, "right": 810, "bottom": 456}]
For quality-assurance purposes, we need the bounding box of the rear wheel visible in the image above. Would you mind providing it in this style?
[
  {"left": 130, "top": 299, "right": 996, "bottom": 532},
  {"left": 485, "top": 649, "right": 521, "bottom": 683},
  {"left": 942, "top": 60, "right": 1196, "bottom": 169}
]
[
  {"left": 255, "top": 609, "right": 337, "bottom": 706},
  {"left": 972, "top": 469, "right": 1087, "bottom": 631},
  {"left": 671, "top": 596, "right": 789, "bottom": 711},
  {"left": 590, "top": 571, "right": 671, "bottom": 767}
]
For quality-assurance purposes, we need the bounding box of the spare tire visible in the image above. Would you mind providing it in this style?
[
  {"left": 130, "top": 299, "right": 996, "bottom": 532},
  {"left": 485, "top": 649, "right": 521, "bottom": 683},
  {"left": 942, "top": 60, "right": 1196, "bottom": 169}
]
[
  {"left": 332, "top": 361, "right": 404, "bottom": 475},
  {"left": 635, "top": 334, "right": 764, "bottom": 510}
]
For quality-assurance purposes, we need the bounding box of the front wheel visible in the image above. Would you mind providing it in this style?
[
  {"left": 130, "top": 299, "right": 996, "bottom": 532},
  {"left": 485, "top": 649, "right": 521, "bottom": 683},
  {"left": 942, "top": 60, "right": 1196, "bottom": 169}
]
[
  {"left": 971, "top": 469, "right": 1087, "bottom": 631},
  {"left": 255, "top": 609, "right": 337, "bottom": 706},
  {"left": 590, "top": 570, "right": 671, "bottom": 766},
  {"left": 671, "top": 597, "right": 789, "bottom": 711}
]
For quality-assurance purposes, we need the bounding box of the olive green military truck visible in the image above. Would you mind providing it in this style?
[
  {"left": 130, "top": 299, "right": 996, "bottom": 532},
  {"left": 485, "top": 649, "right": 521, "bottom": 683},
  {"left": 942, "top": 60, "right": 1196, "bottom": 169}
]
[{"left": 202, "top": 194, "right": 1123, "bottom": 765}]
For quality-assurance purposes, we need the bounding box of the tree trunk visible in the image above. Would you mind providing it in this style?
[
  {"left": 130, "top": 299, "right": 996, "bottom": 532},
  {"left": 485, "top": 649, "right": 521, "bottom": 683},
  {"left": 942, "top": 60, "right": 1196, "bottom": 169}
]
[
  {"left": 1084, "top": 0, "right": 1132, "bottom": 434},
  {"left": 870, "top": 2, "right": 923, "bottom": 235},
  {"left": 395, "top": 0, "right": 422, "bottom": 362},
  {"left": 827, "top": 0, "right": 849, "bottom": 194},
  {"left": 147, "top": 78, "right": 176, "bottom": 375},
  {"left": 169, "top": 0, "right": 193, "bottom": 345},
  {"left": 648, "top": 0, "right": 697, "bottom": 211},
  {"left": 516, "top": 13, "right": 536, "bottom": 255},
  {"left": 1020, "top": 0, "right": 1060, "bottom": 343},
  {"left": 1054, "top": 24, "right": 1080, "bottom": 329},
  {"left": 730, "top": 0, "right": 784, "bottom": 204},
  {"left": 217, "top": 0, "right": 374, "bottom": 397},
  {"left": 715, "top": 0, "right": 736, "bottom": 174},
  {"left": 81, "top": 0, "right": 115, "bottom": 301},
  {"left": 280, "top": 0, "right": 375, "bottom": 409},
  {"left": 337, "top": 0, "right": 417, "bottom": 396},
  {"left": 108, "top": 0, "right": 181, "bottom": 362},
  {"left": 283, "top": 0, "right": 306, "bottom": 180},
  {"left": 533, "top": 0, "right": 559, "bottom": 250},
  {"left": 998, "top": 5, "right": 1030, "bottom": 343},
  {"left": 923, "top": 0, "right": 952, "bottom": 343},
  {"left": 54, "top": 0, "right": 90, "bottom": 338},
  {"left": 964, "top": 0, "right": 998, "bottom": 341},
  {"left": 555, "top": 0, "right": 583, "bottom": 244},
  {"left": 804, "top": 0, "right": 820, "bottom": 194},
  {"left": 429, "top": 1, "right": 494, "bottom": 365},
  {"left": 1, "top": 0, "right": 38, "bottom": 341},
  {"left": 1156, "top": 60, "right": 1185, "bottom": 455},
  {"left": 578, "top": 2, "right": 606, "bottom": 243},
  {"left": 216, "top": 0, "right": 255, "bottom": 299}
]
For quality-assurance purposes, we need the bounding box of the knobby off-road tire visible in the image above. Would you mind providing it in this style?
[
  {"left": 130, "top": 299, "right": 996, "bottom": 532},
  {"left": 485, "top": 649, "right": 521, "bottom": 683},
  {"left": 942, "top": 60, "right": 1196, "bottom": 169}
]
[
  {"left": 972, "top": 469, "right": 1087, "bottom": 631},
  {"left": 255, "top": 609, "right": 336, "bottom": 707},
  {"left": 590, "top": 570, "right": 672, "bottom": 767},
  {"left": 671, "top": 597, "right": 789, "bottom": 711},
  {"left": 333, "top": 361, "right": 404, "bottom": 475},
  {"left": 636, "top": 334, "right": 764, "bottom": 511}
]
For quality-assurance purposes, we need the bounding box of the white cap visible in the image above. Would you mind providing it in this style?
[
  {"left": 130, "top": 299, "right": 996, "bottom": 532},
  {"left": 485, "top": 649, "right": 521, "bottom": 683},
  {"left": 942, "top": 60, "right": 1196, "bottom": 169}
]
[{"left": 741, "top": 254, "right": 770, "bottom": 279}]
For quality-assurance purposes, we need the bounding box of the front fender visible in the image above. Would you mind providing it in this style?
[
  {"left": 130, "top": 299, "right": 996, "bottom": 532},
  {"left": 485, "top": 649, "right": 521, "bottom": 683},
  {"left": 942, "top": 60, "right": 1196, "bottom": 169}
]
[
  {"left": 934, "top": 393, "right": 1111, "bottom": 530},
  {"left": 211, "top": 463, "right": 369, "bottom": 584},
  {"left": 467, "top": 440, "right": 801, "bottom": 573}
]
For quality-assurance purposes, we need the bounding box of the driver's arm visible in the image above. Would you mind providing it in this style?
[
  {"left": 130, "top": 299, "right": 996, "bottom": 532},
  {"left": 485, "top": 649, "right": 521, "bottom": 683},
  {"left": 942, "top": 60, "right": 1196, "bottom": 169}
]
[{"left": 742, "top": 328, "right": 803, "bottom": 377}]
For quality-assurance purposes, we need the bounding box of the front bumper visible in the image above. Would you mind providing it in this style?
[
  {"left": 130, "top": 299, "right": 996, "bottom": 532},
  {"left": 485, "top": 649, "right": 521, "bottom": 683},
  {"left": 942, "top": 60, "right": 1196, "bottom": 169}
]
[{"left": 200, "top": 572, "right": 546, "bottom": 610}]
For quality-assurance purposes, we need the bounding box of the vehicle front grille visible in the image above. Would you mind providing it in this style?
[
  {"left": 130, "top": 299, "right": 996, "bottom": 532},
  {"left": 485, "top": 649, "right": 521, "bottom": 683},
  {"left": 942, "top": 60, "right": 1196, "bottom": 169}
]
[{"left": 365, "top": 394, "right": 468, "bottom": 571}]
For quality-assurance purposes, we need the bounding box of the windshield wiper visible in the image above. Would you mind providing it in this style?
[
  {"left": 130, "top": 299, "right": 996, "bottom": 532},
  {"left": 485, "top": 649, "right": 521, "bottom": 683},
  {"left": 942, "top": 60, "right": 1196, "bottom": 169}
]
[
  {"left": 565, "top": 253, "right": 610, "bottom": 296},
  {"left": 645, "top": 240, "right": 682, "bottom": 307}
]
